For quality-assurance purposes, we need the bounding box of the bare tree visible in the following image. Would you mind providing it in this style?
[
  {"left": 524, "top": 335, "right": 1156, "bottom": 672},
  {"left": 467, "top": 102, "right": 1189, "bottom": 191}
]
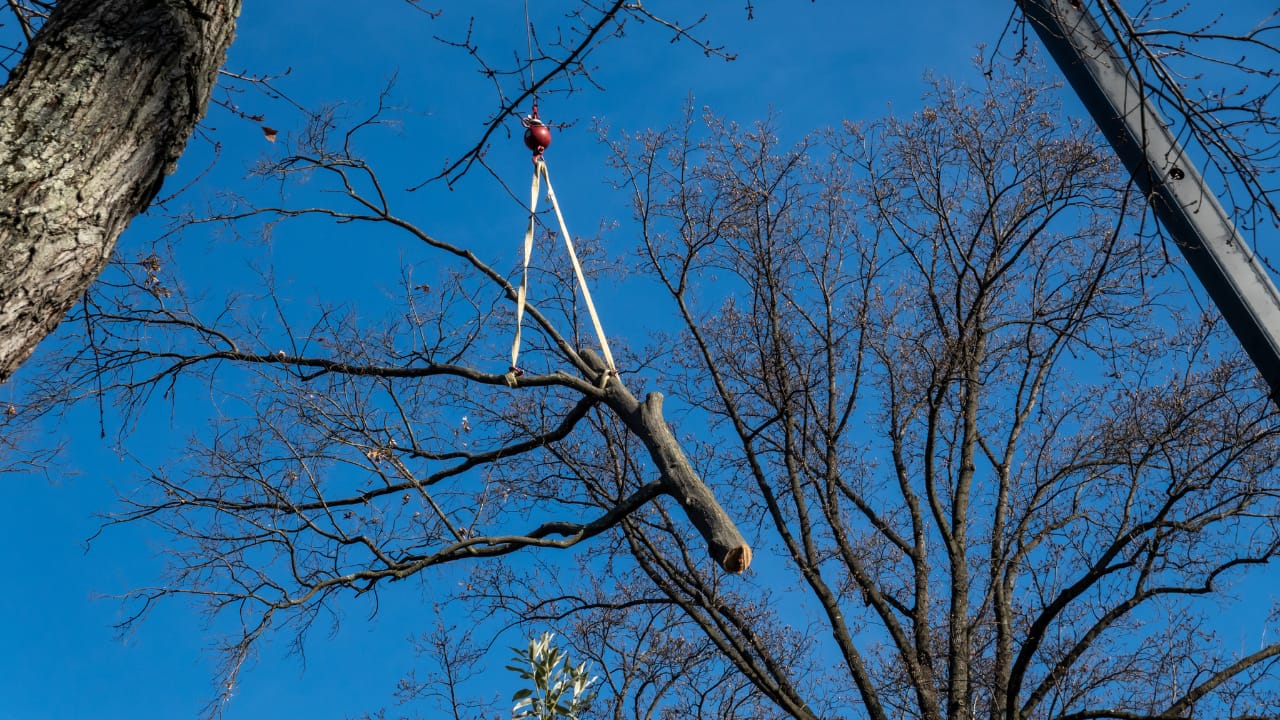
[
  {"left": 4, "top": 2, "right": 1280, "bottom": 718},
  {"left": 464, "top": 67, "right": 1280, "bottom": 720},
  {"left": 9, "top": 55, "right": 750, "bottom": 703},
  {"left": 17, "top": 55, "right": 1279, "bottom": 718}
]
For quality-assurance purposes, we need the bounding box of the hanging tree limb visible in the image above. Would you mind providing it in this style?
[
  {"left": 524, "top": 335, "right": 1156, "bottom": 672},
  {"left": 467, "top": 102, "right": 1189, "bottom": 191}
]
[{"left": 581, "top": 347, "right": 752, "bottom": 573}]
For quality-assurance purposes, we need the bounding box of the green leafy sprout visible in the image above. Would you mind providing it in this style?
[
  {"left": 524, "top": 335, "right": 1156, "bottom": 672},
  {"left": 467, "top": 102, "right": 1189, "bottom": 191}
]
[{"left": 507, "top": 632, "right": 599, "bottom": 720}]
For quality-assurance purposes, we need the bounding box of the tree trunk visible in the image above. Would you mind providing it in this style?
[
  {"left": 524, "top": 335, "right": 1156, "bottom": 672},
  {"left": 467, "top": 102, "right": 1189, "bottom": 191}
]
[{"left": 0, "top": 0, "right": 241, "bottom": 382}]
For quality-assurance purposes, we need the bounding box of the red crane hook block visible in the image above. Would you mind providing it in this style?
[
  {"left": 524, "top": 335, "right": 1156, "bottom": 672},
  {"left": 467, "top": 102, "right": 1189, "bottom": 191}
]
[{"left": 522, "top": 104, "right": 552, "bottom": 159}]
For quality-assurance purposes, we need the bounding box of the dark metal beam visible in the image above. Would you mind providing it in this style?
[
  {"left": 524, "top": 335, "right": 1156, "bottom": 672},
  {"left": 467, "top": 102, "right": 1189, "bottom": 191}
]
[{"left": 1020, "top": 0, "right": 1280, "bottom": 402}]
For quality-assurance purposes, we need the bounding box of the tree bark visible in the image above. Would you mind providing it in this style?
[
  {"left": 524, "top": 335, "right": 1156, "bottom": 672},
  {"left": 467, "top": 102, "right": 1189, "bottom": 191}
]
[
  {"left": 581, "top": 348, "right": 753, "bottom": 573},
  {"left": 0, "top": 0, "right": 241, "bottom": 382}
]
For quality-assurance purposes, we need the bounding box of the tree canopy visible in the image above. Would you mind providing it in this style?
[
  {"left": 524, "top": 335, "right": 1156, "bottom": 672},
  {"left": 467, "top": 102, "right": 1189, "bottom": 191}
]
[{"left": 2, "top": 2, "right": 1279, "bottom": 719}]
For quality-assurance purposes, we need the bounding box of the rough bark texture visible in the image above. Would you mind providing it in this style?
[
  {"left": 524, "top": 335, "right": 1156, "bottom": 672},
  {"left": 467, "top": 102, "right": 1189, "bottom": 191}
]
[
  {"left": 0, "top": 0, "right": 241, "bottom": 382},
  {"left": 583, "top": 348, "right": 753, "bottom": 573}
]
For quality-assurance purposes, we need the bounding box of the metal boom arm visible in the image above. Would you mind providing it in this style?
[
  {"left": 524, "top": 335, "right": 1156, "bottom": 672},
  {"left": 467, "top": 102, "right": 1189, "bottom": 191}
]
[{"left": 1021, "top": 0, "right": 1280, "bottom": 402}]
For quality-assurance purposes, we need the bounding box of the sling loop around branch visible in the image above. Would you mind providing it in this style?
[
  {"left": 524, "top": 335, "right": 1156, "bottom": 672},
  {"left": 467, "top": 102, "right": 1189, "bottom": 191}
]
[{"left": 509, "top": 157, "right": 618, "bottom": 382}]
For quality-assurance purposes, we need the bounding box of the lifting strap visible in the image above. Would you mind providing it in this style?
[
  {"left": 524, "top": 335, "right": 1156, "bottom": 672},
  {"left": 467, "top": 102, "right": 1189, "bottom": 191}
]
[{"left": 510, "top": 158, "right": 617, "bottom": 378}]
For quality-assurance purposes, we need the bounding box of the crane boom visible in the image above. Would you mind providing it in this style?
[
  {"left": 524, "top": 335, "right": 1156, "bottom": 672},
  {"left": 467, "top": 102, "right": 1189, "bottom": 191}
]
[{"left": 1021, "top": 0, "right": 1280, "bottom": 402}]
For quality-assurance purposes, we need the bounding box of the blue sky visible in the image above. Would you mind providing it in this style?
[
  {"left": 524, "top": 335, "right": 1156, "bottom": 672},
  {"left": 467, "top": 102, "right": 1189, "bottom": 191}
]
[{"left": 2, "top": 2, "right": 1276, "bottom": 719}]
